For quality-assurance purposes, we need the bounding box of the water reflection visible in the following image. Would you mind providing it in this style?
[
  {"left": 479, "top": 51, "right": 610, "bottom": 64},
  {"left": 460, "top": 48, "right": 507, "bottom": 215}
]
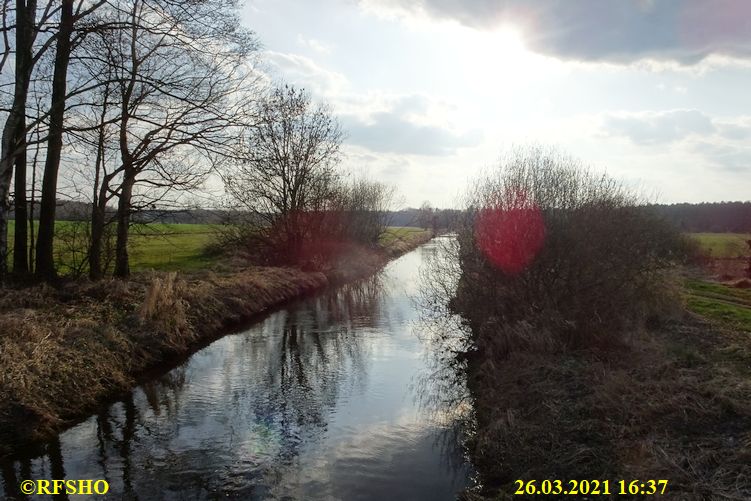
[
  {"left": 1, "top": 241, "right": 471, "bottom": 500},
  {"left": 414, "top": 236, "right": 474, "bottom": 414},
  {"left": 413, "top": 236, "right": 478, "bottom": 488}
]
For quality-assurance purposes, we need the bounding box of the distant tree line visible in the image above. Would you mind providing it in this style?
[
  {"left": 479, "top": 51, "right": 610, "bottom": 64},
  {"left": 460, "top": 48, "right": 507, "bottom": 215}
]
[{"left": 649, "top": 202, "right": 751, "bottom": 233}]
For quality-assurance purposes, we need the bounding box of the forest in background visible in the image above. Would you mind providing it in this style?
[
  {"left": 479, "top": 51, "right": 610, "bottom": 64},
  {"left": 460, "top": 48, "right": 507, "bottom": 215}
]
[{"left": 9, "top": 201, "right": 749, "bottom": 232}]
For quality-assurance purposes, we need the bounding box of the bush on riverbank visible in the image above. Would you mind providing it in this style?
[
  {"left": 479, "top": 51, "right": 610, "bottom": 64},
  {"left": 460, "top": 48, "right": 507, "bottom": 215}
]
[
  {"left": 452, "top": 147, "right": 689, "bottom": 354},
  {"left": 441, "top": 148, "right": 751, "bottom": 499}
]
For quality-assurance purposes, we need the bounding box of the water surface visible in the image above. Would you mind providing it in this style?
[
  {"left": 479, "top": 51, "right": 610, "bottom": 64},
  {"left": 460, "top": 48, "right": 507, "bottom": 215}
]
[{"left": 1, "top": 239, "right": 471, "bottom": 500}]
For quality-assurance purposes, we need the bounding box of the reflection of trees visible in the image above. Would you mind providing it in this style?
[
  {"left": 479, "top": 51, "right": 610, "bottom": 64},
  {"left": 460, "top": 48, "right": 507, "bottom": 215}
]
[
  {"left": 48, "top": 437, "right": 70, "bottom": 501},
  {"left": 414, "top": 238, "right": 473, "bottom": 412},
  {"left": 0, "top": 438, "right": 68, "bottom": 501},
  {"left": 1, "top": 455, "right": 28, "bottom": 500},
  {"left": 414, "top": 236, "right": 476, "bottom": 479},
  {"left": 310, "top": 273, "right": 385, "bottom": 327},
  {"left": 1, "top": 275, "right": 385, "bottom": 499},
  {"left": 244, "top": 275, "right": 384, "bottom": 458},
  {"left": 141, "top": 367, "right": 188, "bottom": 418}
]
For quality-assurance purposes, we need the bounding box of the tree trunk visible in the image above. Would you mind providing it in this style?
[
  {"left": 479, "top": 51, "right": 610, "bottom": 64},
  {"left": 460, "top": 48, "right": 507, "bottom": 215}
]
[
  {"left": 114, "top": 172, "right": 135, "bottom": 278},
  {"left": 35, "top": 0, "right": 74, "bottom": 281},
  {"left": 89, "top": 202, "right": 105, "bottom": 279},
  {"left": 89, "top": 177, "right": 110, "bottom": 280},
  {"left": 0, "top": 202, "right": 8, "bottom": 281},
  {"left": 89, "top": 85, "right": 110, "bottom": 280},
  {"left": 12, "top": 122, "right": 28, "bottom": 274},
  {"left": 28, "top": 127, "right": 39, "bottom": 273},
  {"left": 0, "top": 0, "right": 37, "bottom": 281}
]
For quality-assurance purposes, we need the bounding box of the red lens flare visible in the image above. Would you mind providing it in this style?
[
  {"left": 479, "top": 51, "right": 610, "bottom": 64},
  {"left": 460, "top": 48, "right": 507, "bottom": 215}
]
[{"left": 474, "top": 193, "right": 545, "bottom": 275}]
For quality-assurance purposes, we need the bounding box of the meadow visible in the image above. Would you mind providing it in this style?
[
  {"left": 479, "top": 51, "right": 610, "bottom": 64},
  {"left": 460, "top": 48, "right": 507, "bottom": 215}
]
[
  {"left": 686, "top": 232, "right": 750, "bottom": 332},
  {"left": 690, "top": 232, "right": 751, "bottom": 258},
  {"left": 684, "top": 279, "right": 751, "bottom": 331},
  {"left": 6, "top": 221, "right": 427, "bottom": 273}
]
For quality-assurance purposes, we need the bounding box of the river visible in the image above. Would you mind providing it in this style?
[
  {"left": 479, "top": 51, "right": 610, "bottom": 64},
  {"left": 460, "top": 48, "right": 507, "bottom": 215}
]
[{"left": 0, "top": 237, "right": 472, "bottom": 500}]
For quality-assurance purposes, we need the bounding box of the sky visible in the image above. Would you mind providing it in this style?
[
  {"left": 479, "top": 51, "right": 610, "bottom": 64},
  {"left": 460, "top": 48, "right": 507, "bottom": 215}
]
[{"left": 240, "top": 0, "right": 751, "bottom": 208}]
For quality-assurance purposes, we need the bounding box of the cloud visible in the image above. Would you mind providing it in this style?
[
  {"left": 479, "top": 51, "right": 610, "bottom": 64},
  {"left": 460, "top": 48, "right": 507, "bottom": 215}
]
[
  {"left": 716, "top": 119, "right": 751, "bottom": 141},
  {"left": 342, "top": 95, "right": 481, "bottom": 156},
  {"left": 601, "top": 109, "right": 715, "bottom": 144},
  {"left": 297, "top": 35, "right": 334, "bottom": 54},
  {"left": 692, "top": 141, "right": 751, "bottom": 172},
  {"left": 599, "top": 109, "right": 751, "bottom": 171},
  {"left": 344, "top": 113, "right": 480, "bottom": 155},
  {"left": 362, "top": 0, "right": 751, "bottom": 64},
  {"left": 263, "top": 51, "right": 348, "bottom": 96},
  {"left": 260, "top": 50, "right": 479, "bottom": 156}
]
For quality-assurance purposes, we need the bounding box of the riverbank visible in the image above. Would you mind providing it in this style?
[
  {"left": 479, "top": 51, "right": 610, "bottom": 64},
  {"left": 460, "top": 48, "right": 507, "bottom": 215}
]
[
  {"left": 461, "top": 304, "right": 751, "bottom": 500},
  {"left": 0, "top": 230, "right": 432, "bottom": 458}
]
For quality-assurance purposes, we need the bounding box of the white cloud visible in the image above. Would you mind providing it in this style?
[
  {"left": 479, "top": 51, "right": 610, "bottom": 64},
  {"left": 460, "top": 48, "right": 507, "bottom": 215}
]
[
  {"left": 344, "top": 112, "right": 481, "bottom": 156},
  {"left": 263, "top": 50, "right": 348, "bottom": 96},
  {"left": 601, "top": 109, "right": 715, "bottom": 144},
  {"left": 341, "top": 94, "right": 481, "bottom": 156},
  {"left": 263, "top": 49, "right": 481, "bottom": 160},
  {"left": 297, "top": 34, "right": 334, "bottom": 54},
  {"left": 715, "top": 118, "right": 751, "bottom": 141},
  {"left": 692, "top": 141, "right": 751, "bottom": 172},
  {"left": 598, "top": 110, "right": 751, "bottom": 173},
  {"left": 360, "top": 0, "right": 751, "bottom": 65}
]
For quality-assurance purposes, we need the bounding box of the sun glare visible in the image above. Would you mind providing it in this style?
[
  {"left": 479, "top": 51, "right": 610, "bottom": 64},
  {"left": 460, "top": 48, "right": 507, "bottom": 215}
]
[
  {"left": 491, "top": 25, "right": 526, "bottom": 57},
  {"left": 455, "top": 22, "right": 545, "bottom": 87}
]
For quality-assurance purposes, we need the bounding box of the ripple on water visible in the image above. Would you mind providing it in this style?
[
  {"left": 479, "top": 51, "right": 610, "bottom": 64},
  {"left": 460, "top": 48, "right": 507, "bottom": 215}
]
[{"left": 2, "top": 240, "right": 472, "bottom": 500}]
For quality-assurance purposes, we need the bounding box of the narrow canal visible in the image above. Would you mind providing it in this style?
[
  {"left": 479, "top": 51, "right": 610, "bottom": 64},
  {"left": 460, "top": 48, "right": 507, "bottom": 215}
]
[{"left": 1, "top": 237, "right": 472, "bottom": 500}]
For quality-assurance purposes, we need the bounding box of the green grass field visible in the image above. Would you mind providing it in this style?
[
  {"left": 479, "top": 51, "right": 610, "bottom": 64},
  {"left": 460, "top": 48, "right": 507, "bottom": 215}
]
[
  {"left": 379, "top": 226, "right": 427, "bottom": 245},
  {"left": 6, "top": 222, "right": 428, "bottom": 274},
  {"left": 128, "top": 223, "right": 220, "bottom": 271},
  {"left": 7, "top": 221, "right": 220, "bottom": 273},
  {"left": 689, "top": 232, "right": 751, "bottom": 258},
  {"left": 684, "top": 232, "right": 750, "bottom": 330},
  {"left": 685, "top": 279, "right": 751, "bottom": 332}
]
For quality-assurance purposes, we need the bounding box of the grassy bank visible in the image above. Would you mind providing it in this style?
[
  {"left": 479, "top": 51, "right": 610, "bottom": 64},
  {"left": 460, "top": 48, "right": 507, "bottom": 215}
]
[
  {"left": 0, "top": 228, "right": 432, "bottom": 457},
  {"left": 463, "top": 311, "right": 751, "bottom": 500},
  {"left": 685, "top": 279, "right": 751, "bottom": 331},
  {"left": 462, "top": 274, "right": 751, "bottom": 500},
  {"left": 446, "top": 153, "right": 751, "bottom": 499}
]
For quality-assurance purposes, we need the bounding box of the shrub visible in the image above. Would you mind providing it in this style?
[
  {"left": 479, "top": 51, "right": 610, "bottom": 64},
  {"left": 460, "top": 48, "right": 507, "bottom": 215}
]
[
  {"left": 452, "top": 147, "right": 687, "bottom": 353},
  {"left": 138, "top": 272, "right": 191, "bottom": 345}
]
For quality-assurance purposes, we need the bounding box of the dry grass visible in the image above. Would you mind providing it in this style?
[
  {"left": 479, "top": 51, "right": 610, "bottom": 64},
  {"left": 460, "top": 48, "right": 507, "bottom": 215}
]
[
  {"left": 383, "top": 229, "right": 433, "bottom": 257},
  {"left": 0, "top": 230, "right": 431, "bottom": 456},
  {"left": 465, "top": 313, "right": 751, "bottom": 500},
  {"left": 0, "top": 268, "right": 327, "bottom": 455}
]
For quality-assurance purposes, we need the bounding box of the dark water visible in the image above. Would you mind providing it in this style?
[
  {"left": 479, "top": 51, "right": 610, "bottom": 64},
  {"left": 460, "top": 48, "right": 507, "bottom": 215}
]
[{"left": 1, "top": 238, "right": 472, "bottom": 500}]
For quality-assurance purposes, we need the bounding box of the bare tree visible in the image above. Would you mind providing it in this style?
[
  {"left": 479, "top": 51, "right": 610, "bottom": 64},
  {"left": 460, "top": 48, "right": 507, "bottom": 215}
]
[
  {"left": 333, "top": 177, "right": 396, "bottom": 246},
  {"left": 73, "top": 0, "right": 259, "bottom": 278},
  {"left": 224, "top": 85, "right": 344, "bottom": 263},
  {"left": 0, "top": 0, "right": 12, "bottom": 78},
  {"left": 0, "top": 0, "right": 49, "bottom": 279},
  {"left": 35, "top": 0, "right": 111, "bottom": 280},
  {"left": 1, "top": 0, "right": 259, "bottom": 281},
  {"left": 417, "top": 200, "right": 437, "bottom": 231},
  {"left": 0, "top": 0, "right": 106, "bottom": 280},
  {"left": 450, "top": 146, "right": 688, "bottom": 354},
  {"left": 9, "top": 0, "right": 37, "bottom": 275}
]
